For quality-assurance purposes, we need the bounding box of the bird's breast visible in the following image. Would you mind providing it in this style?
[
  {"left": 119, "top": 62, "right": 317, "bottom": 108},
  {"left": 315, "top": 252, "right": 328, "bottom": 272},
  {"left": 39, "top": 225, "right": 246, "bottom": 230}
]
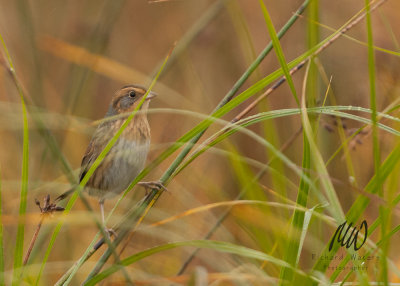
[
  {"left": 111, "top": 137, "right": 150, "bottom": 166},
  {"left": 86, "top": 118, "right": 151, "bottom": 197}
]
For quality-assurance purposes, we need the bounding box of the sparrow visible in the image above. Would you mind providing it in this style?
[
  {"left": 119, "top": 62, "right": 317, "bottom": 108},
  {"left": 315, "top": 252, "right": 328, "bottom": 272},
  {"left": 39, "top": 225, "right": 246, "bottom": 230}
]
[{"left": 55, "top": 84, "right": 162, "bottom": 233}]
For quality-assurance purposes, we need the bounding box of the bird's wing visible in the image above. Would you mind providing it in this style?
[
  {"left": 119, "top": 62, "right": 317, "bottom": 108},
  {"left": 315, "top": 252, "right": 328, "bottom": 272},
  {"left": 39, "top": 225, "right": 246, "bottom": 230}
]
[
  {"left": 79, "top": 121, "right": 116, "bottom": 186},
  {"left": 79, "top": 139, "right": 100, "bottom": 183}
]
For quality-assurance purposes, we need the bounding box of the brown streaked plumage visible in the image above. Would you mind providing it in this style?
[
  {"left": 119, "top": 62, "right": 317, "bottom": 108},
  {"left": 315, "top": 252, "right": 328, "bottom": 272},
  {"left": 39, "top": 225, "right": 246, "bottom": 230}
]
[{"left": 68, "top": 85, "right": 156, "bottom": 232}]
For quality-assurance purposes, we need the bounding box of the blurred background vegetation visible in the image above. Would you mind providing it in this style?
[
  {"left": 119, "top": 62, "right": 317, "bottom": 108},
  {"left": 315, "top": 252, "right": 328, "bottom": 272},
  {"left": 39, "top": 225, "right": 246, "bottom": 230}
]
[{"left": 0, "top": 0, "right": 400, "bottom": 285}]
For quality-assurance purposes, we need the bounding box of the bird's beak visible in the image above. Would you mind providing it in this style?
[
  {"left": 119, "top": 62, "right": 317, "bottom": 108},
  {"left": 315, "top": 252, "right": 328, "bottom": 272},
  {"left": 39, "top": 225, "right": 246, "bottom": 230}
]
[{"left": 146, "top": 91, "right": 157, "bottom": 100}]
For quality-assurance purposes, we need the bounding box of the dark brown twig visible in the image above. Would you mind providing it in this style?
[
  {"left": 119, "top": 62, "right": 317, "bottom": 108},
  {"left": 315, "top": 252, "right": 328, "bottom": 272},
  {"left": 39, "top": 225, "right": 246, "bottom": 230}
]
[
  {"left": 23, "top": 195, "right": 64, "bottom": 265},
  {"left": 23, "top": 216, "right": 45, "bottom": 266}
]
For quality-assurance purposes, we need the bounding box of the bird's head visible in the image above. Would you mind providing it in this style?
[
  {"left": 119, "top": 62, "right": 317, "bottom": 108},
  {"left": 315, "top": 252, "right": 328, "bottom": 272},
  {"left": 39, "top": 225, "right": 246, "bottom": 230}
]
[{"left": 107, "top": 85, "right": 156, "bottom": 116}]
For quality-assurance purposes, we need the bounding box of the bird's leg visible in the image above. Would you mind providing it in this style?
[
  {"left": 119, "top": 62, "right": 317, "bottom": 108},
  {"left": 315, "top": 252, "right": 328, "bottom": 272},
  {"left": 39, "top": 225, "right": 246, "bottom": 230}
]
[
  {"left": 99, "top": 199, "right": 106, "bottom": 226},
  {"left": 138, "top": 181, "right": 168, "bottom": 195},
  {"left": 99, "top": 199, "right": 117, "bottom": 238}
]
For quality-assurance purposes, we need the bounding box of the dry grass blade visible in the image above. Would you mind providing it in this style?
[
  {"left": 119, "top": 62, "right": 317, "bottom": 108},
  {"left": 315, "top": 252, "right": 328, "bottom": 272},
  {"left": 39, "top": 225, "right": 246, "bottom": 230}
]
[{"left": 39, "top": 36, "right": 188, "bottom": 107}]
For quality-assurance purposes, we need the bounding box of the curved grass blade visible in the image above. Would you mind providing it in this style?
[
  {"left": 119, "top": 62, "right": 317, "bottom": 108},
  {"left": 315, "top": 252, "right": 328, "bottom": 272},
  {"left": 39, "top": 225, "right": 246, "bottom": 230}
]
[
  {"left": 148, "top": 200, "right": 334, "bottom": 230},
  {"left": 174, "top": 106, "right": 400, "bottom": 179},
  {"left": 84, "top": 240, "right": 319, "bottom": 285}
]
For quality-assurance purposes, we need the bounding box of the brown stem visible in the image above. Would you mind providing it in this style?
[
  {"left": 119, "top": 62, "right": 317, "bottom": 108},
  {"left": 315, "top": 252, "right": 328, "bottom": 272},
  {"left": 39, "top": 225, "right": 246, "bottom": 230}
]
[{"left": 23, "top": 216, "right": 45, "bottom": 265}]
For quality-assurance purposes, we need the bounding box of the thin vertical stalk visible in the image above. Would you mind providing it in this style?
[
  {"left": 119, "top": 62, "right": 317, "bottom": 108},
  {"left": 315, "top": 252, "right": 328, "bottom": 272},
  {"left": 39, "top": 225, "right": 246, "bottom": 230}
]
[
  {"left": 365, "top": 0, "right": 386, "bottom": 284},
  {"left": 279, "top": 0, "right": 319, "bottom": 282},
  {"left": 0, "top": 168, "right": 4, "bottom": 286},
  {"left": 0, "top": 34, "right": 30, "bottom": 286}
]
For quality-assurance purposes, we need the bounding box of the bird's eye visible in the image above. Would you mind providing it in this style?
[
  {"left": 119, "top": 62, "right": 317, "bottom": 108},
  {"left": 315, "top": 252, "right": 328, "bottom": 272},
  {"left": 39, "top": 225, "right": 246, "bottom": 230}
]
[{"left": 129, "top": 90, "right": 136, "bottom": 98}]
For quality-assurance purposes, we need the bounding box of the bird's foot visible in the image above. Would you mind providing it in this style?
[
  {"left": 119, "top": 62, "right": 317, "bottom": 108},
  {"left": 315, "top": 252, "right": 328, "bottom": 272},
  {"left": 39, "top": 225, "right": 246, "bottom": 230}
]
[
  {"left": 104, "top": 227, "right": 117, "bottom": 239},
  {"left": 138, "top": 181, "right": 168, "bottom": 195}
]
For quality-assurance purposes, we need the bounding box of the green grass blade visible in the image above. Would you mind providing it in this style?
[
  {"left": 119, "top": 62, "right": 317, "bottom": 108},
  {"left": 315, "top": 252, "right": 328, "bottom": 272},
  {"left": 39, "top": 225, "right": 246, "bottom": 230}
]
[
  {"left": 297, "top": 204, "right": 322, "bottom": 265},
  {"left": 258, "top": 0, "right": 299, "bottom": 105},
  {"left": 173, "top": 106, "right": 400, "bottom": 183},
  {"left": 279, "top": 60, "right": 312, "bottom": 283},
  {"left": 280, "top": 133, "right": 311, "bottom": 283},
  {"left": 0, "top": 32, "right": 30, "bottom": 286},
  {"left": 256, "top": 1, "right": 307, "bottom": 221},
  {"left": 13, "top": 79, "right": 30, "bottom": 286},
  {"left": 365, "top": 1, "right": 387, "bottom": 284},
  {"left": 365, "top": 0, "right": 379, "bottom": 193},
  {"left": 301, "top": 88, "right": 344, "bottom": 220},
  {"left": 306, "top": 0, "right": 319, "bottom": 107}
]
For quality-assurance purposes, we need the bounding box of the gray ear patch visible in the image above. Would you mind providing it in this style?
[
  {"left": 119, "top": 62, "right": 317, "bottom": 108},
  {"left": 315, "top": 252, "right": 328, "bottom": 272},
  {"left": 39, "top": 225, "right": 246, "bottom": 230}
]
[{"left": 119, "top": 95, "right": 135, "bottom": 109}]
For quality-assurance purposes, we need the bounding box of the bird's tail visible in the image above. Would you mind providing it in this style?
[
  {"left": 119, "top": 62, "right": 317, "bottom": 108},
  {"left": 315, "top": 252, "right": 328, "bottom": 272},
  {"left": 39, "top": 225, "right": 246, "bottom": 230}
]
[{"left": 55, "top": 187, "right": 76, "bottom": 202}]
